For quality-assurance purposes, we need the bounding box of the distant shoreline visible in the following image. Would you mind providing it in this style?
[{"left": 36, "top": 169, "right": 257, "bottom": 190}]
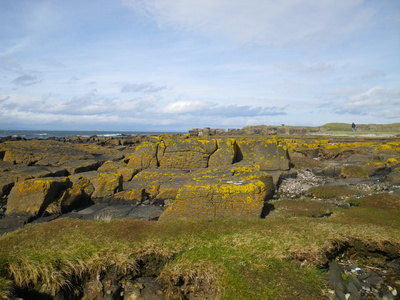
[{"left": 0, "top": 129, "right": 185, "bottom": 140}]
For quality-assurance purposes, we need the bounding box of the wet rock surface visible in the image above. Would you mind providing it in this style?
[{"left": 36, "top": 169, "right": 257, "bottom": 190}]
[{"left": 326, "top": 254, "right": 400, "bottom": 300}]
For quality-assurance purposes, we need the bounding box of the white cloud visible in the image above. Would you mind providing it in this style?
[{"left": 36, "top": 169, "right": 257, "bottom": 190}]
[
  {"left": 346, "top": 87, "right": 400, "bottom": 108},
  {"left": 320, "top": 86, "right": 400, "bottom": 119},
  {"left": 124, "top": 0, "right": 372, "bottom": 46},
  {"left": 160, "top": 100, "right": 210, "bottom": 113}
]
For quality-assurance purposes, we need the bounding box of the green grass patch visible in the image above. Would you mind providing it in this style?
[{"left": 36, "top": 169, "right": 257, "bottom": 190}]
[
  {"left": 0, "top": 207, "right": 399, "bottom": 299},
  {"left": 346, "top": 192, "right": 400, "bottom": 210},
  {"left": 272, "top": 198, "right": 338, "bottom": 218},
  {"left": 340, "top": 165, "right": 369, "bottom": 178},
  {"left": 307, "top": 186, "right": 359, "bottom": 199}
]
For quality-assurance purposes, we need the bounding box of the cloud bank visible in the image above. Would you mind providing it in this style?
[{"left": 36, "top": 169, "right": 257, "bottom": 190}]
[{"left": 0, "top": 0, "right": 398, "bottom": 131}]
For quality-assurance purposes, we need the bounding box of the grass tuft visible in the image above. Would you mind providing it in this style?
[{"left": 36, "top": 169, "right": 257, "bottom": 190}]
[
  {"left": 272, "top": 197, "right": 338, "bottom": 218},
  {"left": 0, "top": 277, "right": 13, "bottom": 300},
  {"left": 346, "top": 192, "right": 400, "bottom": 210},
  {"left": 0, "top": 206, "right": 399, "bottom": 299},
  {"left": 307, "top": 186, "right": 359, "bottom": 199}
]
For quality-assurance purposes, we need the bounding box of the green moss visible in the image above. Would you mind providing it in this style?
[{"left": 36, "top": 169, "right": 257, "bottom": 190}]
[
  {"left": 273, "top": 198, "right": 338, "bottom": 218},
  {"left": 346, "top": 192, "right": 400, "bottom": 210},
  {"left": 307, "top": 186, "right": 359, "bottom": 199},
  {"left": 340, "top": 165, "right": 369, "bottom": 178}
]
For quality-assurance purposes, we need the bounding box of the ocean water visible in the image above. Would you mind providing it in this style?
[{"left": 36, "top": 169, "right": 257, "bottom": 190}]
[{"left": 0, "top": 130, "right": 184, "bottom": 139}]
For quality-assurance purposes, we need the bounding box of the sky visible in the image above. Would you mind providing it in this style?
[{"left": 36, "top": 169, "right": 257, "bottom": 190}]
[{"left": 0, "top": 0, "right": 399, "bottom": 132}]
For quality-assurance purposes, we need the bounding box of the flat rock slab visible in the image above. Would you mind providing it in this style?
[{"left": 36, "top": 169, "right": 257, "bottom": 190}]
[
  {"left": 62, "top": 203, "right": 165, "bottom": 221},
  {"left": 126, "top": 205, "right": 165, "bottom": 221},
  {"left": 76, "top": 203, "right": 110, "bottom": 215},
  {"left": 0, "top": 216, "right": 29, "bottom": 235}
]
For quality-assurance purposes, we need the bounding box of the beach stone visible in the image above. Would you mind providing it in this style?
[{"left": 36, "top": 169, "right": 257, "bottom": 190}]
[
  {"left": 83, "top": 279, "right": 104, "bottom": 300},
  {"left": 156, "top": 180, "right": 187, "bottom": 201},
  {"left": 92, "top": 172, "right": 123, "bottom": 200},
  {"left": 92, "top": 205, "right": 132, "bottom": 220},
  {"left": 365, "top": 273, "right": 383, "bottom": 287},
  {"left": 126, "top": 205, "right": 165, "bottom": 220},
  {"left": 326, "top": 261, "right": 347, "bottom": 293},
  {"left": 124, "top": 180, "right": 160, "bottom": 200},
  {"left": 68, "top": 171, "right": 123, "bottom": 201},
  {"left": 380, "top": 291, "right": 395, "bottom": 300},
  {"left": 348, "top": 274, "right": 362, "bottom": 290},
  {"left": 123, "top": 277, "right": 164, "bottom": 300},
  {"left": 0, "top": 175, "right": 15, "bottom": 197},
  {"left": 347, "top": 282, "right": 360, "bottom": 300},
  {"left": 386, "top": 171, "right": 400, "bottom": 185},
  {"left": 113, "top": 189, "right": 144, "bottom": 203},
  {"left": 59, "top": 159, "right": 102, "bottom": 174},
  {"left": 236, "top": 139, "right": 290, "bottom": 170},
  {"left": 98, "top": 160, "right": 139, "bottom": 181},
  {"left": 127, "top": 142, "right": 159, "bottom": 170},
  {"left": 158, "top": 138, "right": 217, "bottom": 169},
  {"left": 0, "top": 216, "right": 29, "bottom": 235},
  {"left": 334, "top": 290, "right": 347, "bottom": 300},
  {"left": 6, "top": 177, "right": 71, "bottom": 217},
  {"left": 340, "top": 165, "right": 369, "bottom": 178},
  {"left": 59, "top": 176, "right": 95, "bottom": 212},
  {"left": 208, "top": 138, "right": 237, "bottom": 167},
  {"left": 159, "top": 177, "right": 270, "bottom": 220}
]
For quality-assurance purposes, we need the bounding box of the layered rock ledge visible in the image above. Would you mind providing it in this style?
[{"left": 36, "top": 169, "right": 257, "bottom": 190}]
[{"left": 1, "top": 134, "right": 399, "bottom": 234}]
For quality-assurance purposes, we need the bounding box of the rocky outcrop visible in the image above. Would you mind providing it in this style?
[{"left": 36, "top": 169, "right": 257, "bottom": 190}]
[
  {"left": 158, "top": 138, "right": 217, "bottom": 169},
  {"left": 126, "top": 136, "right": 290, "bottom": 171},
  {"left": 127, "top": 141, "right": 159, "bottom": 169},
  {"left": 70, "top": 171, "right": 123, "bottom": 201},
  {"left": 159, "top": 172, "right": 274, "bottom": 220},
  {"left": 6, "top": 177, "right": 71, "bottom": 218},
  {"left": 236, "top": 139, "right": 290, "bottom": 170},
  {"left": 1, "top": 135, "right": 399, "bottom": 233}
]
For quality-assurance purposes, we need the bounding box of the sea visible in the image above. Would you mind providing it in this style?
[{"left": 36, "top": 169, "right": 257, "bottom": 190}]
[{"left": 0, "top": 129, "right": 184, "bottom": 140}]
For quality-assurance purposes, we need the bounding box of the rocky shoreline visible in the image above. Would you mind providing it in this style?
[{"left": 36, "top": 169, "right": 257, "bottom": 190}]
[{"left": 0, "top": 133, "right": 399, "bottom": 299}]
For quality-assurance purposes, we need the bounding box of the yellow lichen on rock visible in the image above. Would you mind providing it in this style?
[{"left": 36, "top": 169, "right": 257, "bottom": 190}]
[
  {"left": 6, "top": 177, "right": 71, "bottom": 217},
  {"left": 159, "top": 179, "right": 269, "bottom": 220}
]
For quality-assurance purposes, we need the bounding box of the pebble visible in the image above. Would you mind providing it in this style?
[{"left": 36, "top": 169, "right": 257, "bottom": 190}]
[{"left": 327, "top": 255, "right": 400, "bottom": 300}]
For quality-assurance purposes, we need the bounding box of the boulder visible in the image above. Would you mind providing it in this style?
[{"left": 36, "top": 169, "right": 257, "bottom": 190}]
[
  {"left": 156, "top": 180, "right": 187, "bottom": 201},
  {"left": 98, "top": 160, "right": 138, "bottom": 181},
  {"left": 127, "top": 142, "right": 159, "bottom": 169},
  {"left": 6, "top": 177, "right": 71, "bottom": 217},
  {"left": 236, "top": 139, "right": 290, "bottom": 170},
  {"left": 59, "top": 159, "right": 102, "bottom": 174},
  {"left": 59, "top": 176, "right": 95, "bottom": 212},
  {"left": 123, "top": 180, "right": 160, "bottom": 200},
  {"left": 158, "top": 138, "right": 217, "bottom": 169},
  {"left": 340, "top": 165, "right": 369, "bottom": 178},
  {"left": 386, "top": 171, "right": 400, "bottom": 185},
  {"left": 159, "top": 176, "right": 272, "bottom": 220},
  {"left": 0, "top": 174, "right": 16, "bottom": 197},
  {"left": 208, "top": 138, "right": 237, "bottom": 167},
  {"left": 73, "top": 171, "right": 123, "bottom": 201}
]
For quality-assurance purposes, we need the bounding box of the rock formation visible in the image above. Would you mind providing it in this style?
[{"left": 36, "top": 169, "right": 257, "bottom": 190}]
[{"left": 0, "top": 134, "right": 399, "bottom": 234}]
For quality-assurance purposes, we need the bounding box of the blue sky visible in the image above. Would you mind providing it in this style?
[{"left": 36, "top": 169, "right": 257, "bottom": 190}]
[{"left": 0, "top": 0, "right": 399, "bottom": 131}]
